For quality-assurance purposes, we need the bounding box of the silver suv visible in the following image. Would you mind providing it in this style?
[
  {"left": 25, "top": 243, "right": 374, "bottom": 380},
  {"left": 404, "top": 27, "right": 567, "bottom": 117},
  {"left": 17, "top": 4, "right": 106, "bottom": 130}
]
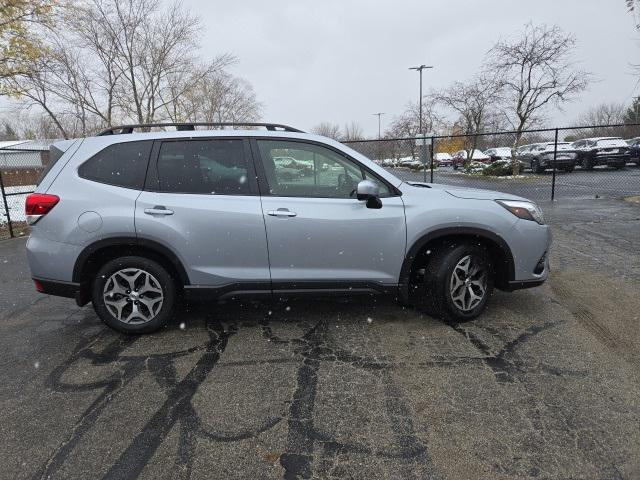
[{"left": 26, "top": 123, "right": 550, "bottom": 334}]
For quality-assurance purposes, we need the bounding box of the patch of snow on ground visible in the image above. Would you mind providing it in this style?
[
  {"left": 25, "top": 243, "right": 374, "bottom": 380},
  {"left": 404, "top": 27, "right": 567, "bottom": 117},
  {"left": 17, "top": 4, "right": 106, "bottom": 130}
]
[{"left": 0, "top": 185, "right": 35, "bottom": 224}]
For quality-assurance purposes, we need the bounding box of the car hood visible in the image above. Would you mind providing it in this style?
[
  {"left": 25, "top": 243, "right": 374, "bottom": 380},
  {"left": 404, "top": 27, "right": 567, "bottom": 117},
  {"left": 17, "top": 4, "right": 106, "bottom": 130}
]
[{"left": 403, "top": 181, "right": 528, "bottom": 201}]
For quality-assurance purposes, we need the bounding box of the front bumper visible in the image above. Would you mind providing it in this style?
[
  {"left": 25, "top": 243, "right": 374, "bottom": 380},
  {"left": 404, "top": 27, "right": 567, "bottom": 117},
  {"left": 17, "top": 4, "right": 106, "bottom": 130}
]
[
  {"left": 502, "top": 220, "right": 552, "bottom": 290},
  {"left": 540, "top": 157, "right": 575, "bottom": 168}
]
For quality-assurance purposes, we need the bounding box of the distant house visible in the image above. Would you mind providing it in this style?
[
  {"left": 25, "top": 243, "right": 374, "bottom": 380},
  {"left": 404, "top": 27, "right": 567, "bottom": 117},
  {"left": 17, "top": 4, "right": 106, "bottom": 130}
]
[{"left": 0, "top": 140, "right": 57, "bottom": 187}]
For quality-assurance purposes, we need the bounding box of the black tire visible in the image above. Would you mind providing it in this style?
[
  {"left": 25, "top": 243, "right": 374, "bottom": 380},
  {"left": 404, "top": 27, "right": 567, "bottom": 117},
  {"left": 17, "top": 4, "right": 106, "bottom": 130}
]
[
  {"left": 582, "top": 158, "right": 594, "bottom": 170},
  {"left": 417, "top": 243, "right": 494, "bottom": 323},
  {"left": 92, "top": 256, "right": 177, "bottom": 334},
  {"left": 531, "top": 159, "right": 544, "bottom": 174},
  {"left": 561, "top": 165, "right": 575, "bottom": 173}
]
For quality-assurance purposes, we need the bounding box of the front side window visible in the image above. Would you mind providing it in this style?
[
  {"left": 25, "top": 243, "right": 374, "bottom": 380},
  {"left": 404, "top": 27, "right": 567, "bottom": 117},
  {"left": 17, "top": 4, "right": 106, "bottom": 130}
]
[
  {"left": 78, "top": 141, "right": 152, "bottom": 189},
  {"left": 156, "top": 139, "right": 250, "bottom": 195},
  {"left": 256, "top": 140, "right": 391, "bottom": 198}
]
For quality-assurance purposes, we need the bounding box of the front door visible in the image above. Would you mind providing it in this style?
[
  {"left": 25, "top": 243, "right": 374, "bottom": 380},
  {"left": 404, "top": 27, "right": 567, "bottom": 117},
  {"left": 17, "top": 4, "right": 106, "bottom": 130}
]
[
  {"left": 135, "top": 138, "right": 270, "bottom": 287},
  {"left": 253, "top": 139, "right": 406, "bottom": 289}
]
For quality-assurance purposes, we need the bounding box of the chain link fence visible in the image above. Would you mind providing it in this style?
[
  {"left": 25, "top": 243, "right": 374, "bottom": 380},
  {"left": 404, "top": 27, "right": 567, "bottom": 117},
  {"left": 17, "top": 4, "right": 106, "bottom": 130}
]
[
  {"left": 0, "top": 147, "right": 48, "bottom": 240},
  {"left": 344, "top": 124, "right": 640, "bottom": 203}
]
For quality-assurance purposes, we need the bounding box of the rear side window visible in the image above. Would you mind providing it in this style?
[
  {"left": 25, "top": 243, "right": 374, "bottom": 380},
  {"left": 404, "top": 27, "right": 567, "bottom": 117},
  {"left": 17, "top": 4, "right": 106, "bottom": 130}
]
[
  {"left": 38, "top": 145, "right": 65, "bottom": 185},
  {"left": 78, "top": 141, "right": 152, "bottom": 189},
  {"left": 156, "top": 139, "right": 250, "bottom": 195}
]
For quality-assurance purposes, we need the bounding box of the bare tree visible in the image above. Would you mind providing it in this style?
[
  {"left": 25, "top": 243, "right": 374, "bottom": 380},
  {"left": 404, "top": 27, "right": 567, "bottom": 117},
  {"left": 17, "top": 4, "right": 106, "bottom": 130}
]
[
  {"left": 432, "top": 75, "right": 501, "bottom": 161},
  {"left": 575, "top": 102, "right": 627, "bottom": 136},
  {"left": 342, "top": 121, "right": 364, "bottom": 142},
  {"left": 487, "top": 23, "right": 591, "bottom": 173},
  {"left": 627, "top": 0, "right": 640, "bottom": 28},
  {"left": 387, "top": 100, "right": 440, "bottom": 159},
  {"left": 311, "top": 122, "right": 342, "bottom": 140},
  {"left": 166, "top": 69, "right": 262, "bottom": 123},
  {"left": 5, "top": 0, "right": 261, "bottom": 137},
  {"left": 85, "top": 0, "right": 233, "bottom": 125},
  {"left": 5, "top": 55, "right": 71, "bottom": 137}
]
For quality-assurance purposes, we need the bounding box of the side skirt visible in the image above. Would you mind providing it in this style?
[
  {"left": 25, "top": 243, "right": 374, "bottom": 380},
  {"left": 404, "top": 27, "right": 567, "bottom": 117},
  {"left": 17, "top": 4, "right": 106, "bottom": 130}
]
[{"left": 184, "top": 281, "right": 399, "bottom": 302}]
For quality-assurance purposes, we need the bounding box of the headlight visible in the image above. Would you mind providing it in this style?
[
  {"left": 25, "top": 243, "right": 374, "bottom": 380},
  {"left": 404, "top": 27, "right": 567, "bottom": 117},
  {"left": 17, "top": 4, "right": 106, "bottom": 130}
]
[{"left": 496, "top": 200, "right": 545, "bottom": 225}]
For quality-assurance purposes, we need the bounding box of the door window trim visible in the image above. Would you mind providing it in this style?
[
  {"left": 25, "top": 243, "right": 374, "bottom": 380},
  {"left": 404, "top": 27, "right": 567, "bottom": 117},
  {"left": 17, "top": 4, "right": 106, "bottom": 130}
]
[
  {"left": 143, "top": 137, "right": 260, "bottom": 196},
  {"left": 248, "top": 137, "right": 401, "bottom": 198}
]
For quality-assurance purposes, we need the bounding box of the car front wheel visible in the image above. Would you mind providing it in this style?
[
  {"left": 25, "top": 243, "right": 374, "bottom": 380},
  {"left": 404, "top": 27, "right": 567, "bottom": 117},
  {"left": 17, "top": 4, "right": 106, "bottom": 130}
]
[
  {"left": 418, "top": 243, "right": 494, "bottom": 322},
  {"left": 92, "top": 256, "right": 177, "bottom": 334}
]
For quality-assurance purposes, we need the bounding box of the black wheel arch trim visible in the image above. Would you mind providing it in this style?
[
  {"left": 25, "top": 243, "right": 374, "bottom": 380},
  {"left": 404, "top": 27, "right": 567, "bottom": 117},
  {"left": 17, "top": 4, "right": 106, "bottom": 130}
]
[
  {"left": 398, "top": 227, "right": 516, "bottom": 303},
  {"left": 72, "top": 236, "right": 190, "bottom": 286}
]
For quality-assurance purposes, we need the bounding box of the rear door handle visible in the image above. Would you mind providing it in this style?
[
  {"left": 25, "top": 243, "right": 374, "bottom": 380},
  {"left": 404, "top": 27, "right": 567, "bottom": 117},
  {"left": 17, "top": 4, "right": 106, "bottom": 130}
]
[
  {"left": 267, "top": 208, "right": 297, "bottom": 217},
  {"left": 144, "top": 206, "right": 174, "bottom": 216}
]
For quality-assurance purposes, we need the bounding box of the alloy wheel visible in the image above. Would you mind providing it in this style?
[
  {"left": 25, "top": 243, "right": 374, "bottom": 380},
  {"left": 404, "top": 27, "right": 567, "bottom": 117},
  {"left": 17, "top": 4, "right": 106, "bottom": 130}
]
[
  {"left": 103, "top": 268, "right": 164, "bottom": 324},
  {"left": 449, "top": 255, "right": 487, "bottom": 312}
]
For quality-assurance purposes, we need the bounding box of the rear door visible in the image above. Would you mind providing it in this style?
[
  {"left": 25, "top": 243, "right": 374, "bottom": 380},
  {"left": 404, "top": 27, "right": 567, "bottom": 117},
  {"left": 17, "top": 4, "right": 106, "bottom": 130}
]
[
  {"left": 136, "top": 138, "right": 270, "bottom": 287},
  {"left": 252, "top": 138, "right": 406, "bottom": 288}
]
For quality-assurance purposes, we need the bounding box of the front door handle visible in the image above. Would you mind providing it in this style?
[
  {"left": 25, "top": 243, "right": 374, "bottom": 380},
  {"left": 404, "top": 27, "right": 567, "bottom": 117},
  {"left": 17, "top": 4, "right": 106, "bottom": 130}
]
[
  {"left": 144, "top": 206, "right": 174, "bottom": 216},
  {"left": 267, "top": 208, "right": 297, "bottom": 217}
]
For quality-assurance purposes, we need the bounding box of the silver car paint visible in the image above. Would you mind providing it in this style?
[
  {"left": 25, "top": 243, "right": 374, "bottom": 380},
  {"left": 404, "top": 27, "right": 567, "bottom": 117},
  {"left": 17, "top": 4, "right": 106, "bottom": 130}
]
[
  {"left": 260, "top": 195, "right": 406, "bottom": 284},
  {"left": 26, "top": 129, "right": 551, "bottom": 289},
  {"left": 135, "top": 191, "right": 270, "bottom": 285}
]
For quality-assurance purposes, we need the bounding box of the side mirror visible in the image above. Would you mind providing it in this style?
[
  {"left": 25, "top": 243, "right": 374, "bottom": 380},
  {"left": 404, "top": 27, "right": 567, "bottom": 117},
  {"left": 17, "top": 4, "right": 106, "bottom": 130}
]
[{"left": 356, "top": 180, "right": 382, "bottom": 209}]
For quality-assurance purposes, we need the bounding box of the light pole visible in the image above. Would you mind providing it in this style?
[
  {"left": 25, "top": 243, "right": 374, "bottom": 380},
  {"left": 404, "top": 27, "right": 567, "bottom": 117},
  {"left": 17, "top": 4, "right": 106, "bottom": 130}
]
[
  {"left": 408, "top": 65, "right": 433, "bottom": 134},
  {"left": 409, "top": 65, "right": 433, "bottom": 182},
  {"left": 372, "top": 112, "right": 385, "bottom": 139},
  {"left": 372, "top": 112, "right": 385, "bottom": 161}
]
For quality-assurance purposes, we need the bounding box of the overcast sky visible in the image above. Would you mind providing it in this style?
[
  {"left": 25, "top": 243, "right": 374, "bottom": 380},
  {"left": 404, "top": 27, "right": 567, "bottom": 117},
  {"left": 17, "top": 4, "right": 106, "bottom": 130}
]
[{"left": 182, "top": 0, "right": 639, "bottom": 137}]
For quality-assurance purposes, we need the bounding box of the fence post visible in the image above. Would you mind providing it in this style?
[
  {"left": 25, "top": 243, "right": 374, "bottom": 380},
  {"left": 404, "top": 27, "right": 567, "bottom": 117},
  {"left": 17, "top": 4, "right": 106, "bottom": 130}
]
[
  {"left": 551, "top": 128, "right": 558, "bottom": 201},
  {"left": 430, "top": 136, "right": 435, "bottom": 183},
  {"left": 0, "top": 165, "right": 14, "bottom": 238}
]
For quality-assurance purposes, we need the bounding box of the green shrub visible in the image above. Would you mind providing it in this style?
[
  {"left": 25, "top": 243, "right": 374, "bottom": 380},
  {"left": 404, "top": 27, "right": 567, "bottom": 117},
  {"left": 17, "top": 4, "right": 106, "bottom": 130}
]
[
  {"left": 464, "top": 161, "right": 488, "bottom": 174},
  {"left": 481, "top": 159, "right": 527, "bottom": 177}
]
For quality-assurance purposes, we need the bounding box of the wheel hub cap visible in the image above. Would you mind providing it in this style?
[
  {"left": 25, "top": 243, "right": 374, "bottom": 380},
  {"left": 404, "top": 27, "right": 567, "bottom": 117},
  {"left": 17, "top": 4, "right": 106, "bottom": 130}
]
[
  {"left": 449, "top": 255, "right": 487, "bottom": 312},
  {"left": 103, "top": 268, "right": 164, "bottom": 325}
]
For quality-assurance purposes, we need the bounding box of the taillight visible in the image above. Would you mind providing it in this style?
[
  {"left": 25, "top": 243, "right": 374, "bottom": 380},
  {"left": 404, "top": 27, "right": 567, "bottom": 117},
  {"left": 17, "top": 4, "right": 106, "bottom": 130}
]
[{"left": 25, "top": 193, "right": 59, "bottom": 225}]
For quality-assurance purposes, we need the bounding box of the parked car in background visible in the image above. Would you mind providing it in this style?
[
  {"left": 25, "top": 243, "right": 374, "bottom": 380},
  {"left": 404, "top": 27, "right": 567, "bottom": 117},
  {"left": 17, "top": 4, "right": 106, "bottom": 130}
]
[
  {"left": 570, "top": 137, "right": 630, "bottom": 170},
  {"left": 519, "top": 142, "right": 577, "bottom": 173},
  {"left": 398, "top": 157, "right": 417, "bottom": 168},
  {"left": 484, "top": 147, "right": 512, "bottom": 162},
  {"left": 451, "top": 149, "right": 491, "bottom": 169},
  {"left": 433, "top": 152, "right": 453, "bottom": 167},
  {"left": 626, "top": 138, "right": 640, "bottom": 166},
  {"left": 381, "top": 158, "right": 398, "bottom": 167}
]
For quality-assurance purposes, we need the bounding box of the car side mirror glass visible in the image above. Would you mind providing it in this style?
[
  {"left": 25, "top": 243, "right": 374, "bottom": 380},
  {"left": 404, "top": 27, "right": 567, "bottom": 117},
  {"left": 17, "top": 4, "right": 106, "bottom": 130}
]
[{"left": 356, "top": 180, "right": 382, "bottom": 209}]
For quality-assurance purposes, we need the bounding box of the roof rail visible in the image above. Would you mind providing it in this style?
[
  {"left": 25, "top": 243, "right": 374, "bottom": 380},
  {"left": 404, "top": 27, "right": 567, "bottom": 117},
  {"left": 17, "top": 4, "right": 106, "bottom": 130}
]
[{"left": 96, "top": 122, "right": 304, "bottom": 136}]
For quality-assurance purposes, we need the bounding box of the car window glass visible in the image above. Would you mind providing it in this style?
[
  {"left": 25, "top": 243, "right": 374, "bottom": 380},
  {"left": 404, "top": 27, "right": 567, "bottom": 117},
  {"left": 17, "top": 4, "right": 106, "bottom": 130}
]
[
  {"left": 78, "top": 140, "right": 152, "bottom": 189},
  {"left": 156, "top": 139, "right": 249, "bottom": 195},
  {"left": 256, "top": 140, "right": 391, "bottom": 198}
]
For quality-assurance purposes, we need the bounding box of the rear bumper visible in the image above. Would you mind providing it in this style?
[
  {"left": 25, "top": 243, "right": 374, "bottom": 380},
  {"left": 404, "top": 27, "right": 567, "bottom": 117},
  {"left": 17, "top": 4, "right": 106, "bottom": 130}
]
[{"left": 33, "top": 277, "right": 80, "bottom": 299}]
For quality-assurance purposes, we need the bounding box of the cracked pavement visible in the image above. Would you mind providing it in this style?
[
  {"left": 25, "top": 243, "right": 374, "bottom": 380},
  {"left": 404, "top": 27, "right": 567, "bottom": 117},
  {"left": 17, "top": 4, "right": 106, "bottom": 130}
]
[{"left": 0, "top": 198, "right": 639, "bottom": 479}]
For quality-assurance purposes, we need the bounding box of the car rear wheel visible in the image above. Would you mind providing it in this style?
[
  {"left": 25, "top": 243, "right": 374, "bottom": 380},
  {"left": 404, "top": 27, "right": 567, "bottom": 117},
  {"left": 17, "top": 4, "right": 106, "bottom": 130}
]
[
  {"left": 92, "top": 256, "right": 177, "bottom": 334},
  {"left": 531, "top": 159, "right": 545, "bottom": 174},
  {"left": 417, "top": 243, "right": 494, "bottom": 322},
  {"left": 582, "top": 158, "right": 594, "bottom": 170},
  {"left": 561, "top": 165, "right": 575, "bottom": 173}
]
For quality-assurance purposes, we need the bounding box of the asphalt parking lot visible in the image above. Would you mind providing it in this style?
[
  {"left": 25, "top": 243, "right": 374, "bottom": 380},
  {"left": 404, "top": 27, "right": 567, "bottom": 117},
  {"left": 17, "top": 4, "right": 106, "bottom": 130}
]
[{"left": 1, "top": 198, "right": 639, "bottom": 480}]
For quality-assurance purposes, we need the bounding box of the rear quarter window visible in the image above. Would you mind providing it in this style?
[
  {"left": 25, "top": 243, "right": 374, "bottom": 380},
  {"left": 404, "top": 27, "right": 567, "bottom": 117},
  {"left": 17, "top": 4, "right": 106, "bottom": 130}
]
[
  {"left": 78, "top": 141, "right": 152, "bottom": 189},
  {"left": 37, "top": 145, "right": 65, "bottom": 185}
]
